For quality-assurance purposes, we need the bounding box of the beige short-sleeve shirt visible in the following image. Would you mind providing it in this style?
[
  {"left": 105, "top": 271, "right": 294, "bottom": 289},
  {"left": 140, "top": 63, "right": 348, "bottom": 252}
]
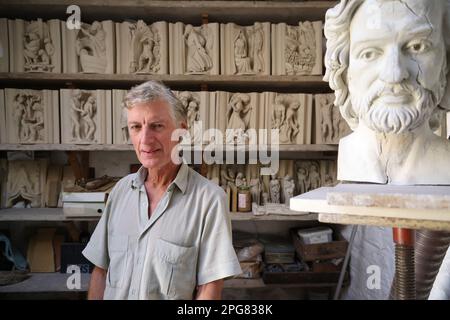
[{"left": 82, "top": 163, "right": 242, "bottom": 300}]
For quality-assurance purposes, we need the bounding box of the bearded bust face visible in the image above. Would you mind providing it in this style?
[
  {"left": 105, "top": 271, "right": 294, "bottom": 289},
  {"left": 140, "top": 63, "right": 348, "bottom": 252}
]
[{"left": 347, "top": 0, "right": 447, "bottom": 134}]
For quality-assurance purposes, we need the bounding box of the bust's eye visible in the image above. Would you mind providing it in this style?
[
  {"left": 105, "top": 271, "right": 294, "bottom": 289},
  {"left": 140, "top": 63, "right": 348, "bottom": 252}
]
[
  {"left": 405, "top": 40, "right": 431, "bottom": 54},
  {"left": 358, "top": 49, "right": 381, "bottom": 61}
]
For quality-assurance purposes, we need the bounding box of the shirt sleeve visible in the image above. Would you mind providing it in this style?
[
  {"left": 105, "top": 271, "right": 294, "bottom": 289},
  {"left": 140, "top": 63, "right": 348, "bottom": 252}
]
[
  {"left": 196, "top": 189, "right": 242, "bottom": 286},
  {"left": 82, "top": 188, "right": 115, "bottom": 270}
]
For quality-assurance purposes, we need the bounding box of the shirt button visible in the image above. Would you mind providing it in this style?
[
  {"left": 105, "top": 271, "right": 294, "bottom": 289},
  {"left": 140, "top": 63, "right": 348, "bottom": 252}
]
[{"left": 131, "top": 289, "right": 136, "bottom": 295}]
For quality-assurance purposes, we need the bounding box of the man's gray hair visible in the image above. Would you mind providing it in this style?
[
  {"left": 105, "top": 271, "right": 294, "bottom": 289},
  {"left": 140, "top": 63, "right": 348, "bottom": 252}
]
[
  {"left": 323, "top": 0, "right": 450, "bottom": 130},
  {"left": 124, "top": 80, "right": 187, "bottom": 125}
]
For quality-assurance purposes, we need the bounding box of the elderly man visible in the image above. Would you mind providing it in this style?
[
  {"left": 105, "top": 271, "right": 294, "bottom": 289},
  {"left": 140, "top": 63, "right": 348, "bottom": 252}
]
[
  {"left": 83, "top": 81, "right": 241, "bottom": 300},
  {"left": 323, "top": 0, "right": 450, "bottom": 300},
  {"left": 324, "top": 0, "right": 450, "bottom": 185}
]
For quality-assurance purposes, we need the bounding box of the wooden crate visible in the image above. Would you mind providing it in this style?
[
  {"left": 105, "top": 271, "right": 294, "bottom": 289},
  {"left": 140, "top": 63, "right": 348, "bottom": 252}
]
[
  {"left": 290, "top": 228, "right": 348, "bottom": 262},
  {"left": 262, "top": 269, "right": 349, "bottom": 285}
]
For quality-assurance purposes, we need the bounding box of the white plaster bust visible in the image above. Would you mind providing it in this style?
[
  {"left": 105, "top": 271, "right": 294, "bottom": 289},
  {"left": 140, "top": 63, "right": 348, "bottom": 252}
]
[{"left": 324, "top": 0, "right": 450, "bottom": 185}]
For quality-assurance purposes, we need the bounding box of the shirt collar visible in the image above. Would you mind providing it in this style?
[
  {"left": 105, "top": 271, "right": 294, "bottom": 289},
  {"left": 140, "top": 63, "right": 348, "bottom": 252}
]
[{"left": 131, "top": 162, "right": 189, "bottom": 195}]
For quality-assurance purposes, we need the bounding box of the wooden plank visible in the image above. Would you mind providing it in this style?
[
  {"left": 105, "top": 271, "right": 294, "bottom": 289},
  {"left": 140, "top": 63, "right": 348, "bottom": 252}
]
[
  {"left": 0, "top": 208, "right": 99, "bottom": 221},
  {"left": 290, "top": 187, "right": 450, "bottom": 231},
  {"left": 0, "top": 73, "right": 331, "bottom": 93},
  {"left": 0, "top": 144, "right": 134, "bottom": 151},
  {"left": 230, "top": 212, "right": 318, "bottom": 221},
  {"left": 0, "top": 1, "right": 336, "bottom": 25},
  {"left": 0, "top": 273, "right": 339, "bottom": 295},
  {"left": 327, "top": 184, "right": 450, "bottom": 210},
  {"left": 0, "top": 208, "right": 317, "bottom": 222},
  {"left": 0, "top": 272, "right": 89, "bottom": 293},
  {"left": 0, "top": 143, "right": 338, "bottom": 152},
  {"left": 318, "top": 213, "right": 450, "bottom": 232}
]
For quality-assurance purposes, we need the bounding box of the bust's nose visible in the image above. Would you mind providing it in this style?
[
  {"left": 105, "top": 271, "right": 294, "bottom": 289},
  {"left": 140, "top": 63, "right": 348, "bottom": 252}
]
[{"left": 378, "top": 46, "right": 410, "bottom": 84}]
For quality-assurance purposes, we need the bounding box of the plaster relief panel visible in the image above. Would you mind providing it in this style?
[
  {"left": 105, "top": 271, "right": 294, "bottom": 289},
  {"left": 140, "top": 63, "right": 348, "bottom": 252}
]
[
  {"left": 6, "top": 159, "right": 48, "bottom": 208},
  {"left": 60, "top": 89, "right": 112, "bottom": 144},
  {"left": 272, "top": 21, "right": 322, "bottom": 76},
  {"left": 62, "top": 20, "right": 114, "bottom": 74},
  {"left": 170, "top": 22, "right": 219, "bottom": 75},
  {"left": 314, "top": 93, "right": 351, "bottom": 144},
  {"left": 5, "top": 89, "right": 59, "bottom": 144},
  {"left": 263, "top": 92, "right": 312, "bottom": 144},
  {"left": 174, "top": 90, "right": 214, "bottom": 145},
  {"left": 116, "top": 20, "right": 168, "bottom": 74},
  {"left": 0, "top": 19, "right": 9, "bottom": 72},
  {"left": 0, "top": 90, "right": 5, "bottom": 143},
  {"left": 8, "top": 18, "right": 61, "bottom": 73},
  {"left": 218, "top": 91, "right": 260, "bottom": 144},
  {"left": 295, "top": 160, "right": 322, "bottom": 194},
  {"left": 112, "top": 90, "right": 131, "bottom": 144},
  {"left": 319, "top": 160, "right": 337, "bottom": 187},
  {"left": 220, "top": 22, "right": 270, "bottom": 76}
]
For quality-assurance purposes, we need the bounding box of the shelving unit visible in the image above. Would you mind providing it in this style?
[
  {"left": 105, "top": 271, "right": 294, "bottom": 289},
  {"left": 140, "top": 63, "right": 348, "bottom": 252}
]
[
  {"left": 0, "top": 143, "right": 338, "bottom": 152},
  {"left": 0, "top": 0, "right": 346, "bottom": 300},
  {"left": 0, "top": 73, "right": 331, "bottom": 93},
  {"left": 0, "top": 272, "right": 341, "bottom": 299},
  {"left": 0, "top": 1, "right": 335, "bottom": 24},
  {"left": 0, "top": 207, "right": 317, "bottom": 222}
]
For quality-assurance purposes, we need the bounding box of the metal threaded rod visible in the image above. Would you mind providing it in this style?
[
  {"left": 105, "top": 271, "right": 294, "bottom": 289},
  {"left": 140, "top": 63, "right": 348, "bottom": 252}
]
[
  {"left": 415, "top": 230, "right": 450, "bottom": 300},
  {"left": 395, "top": 244, "right": 416, "bottom": 300}
]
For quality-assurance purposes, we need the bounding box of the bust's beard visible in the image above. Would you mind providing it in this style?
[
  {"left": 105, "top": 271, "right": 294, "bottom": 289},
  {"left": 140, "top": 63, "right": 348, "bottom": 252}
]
[{"left": 351, "top": 81, "right": 435, "bottom": 134}]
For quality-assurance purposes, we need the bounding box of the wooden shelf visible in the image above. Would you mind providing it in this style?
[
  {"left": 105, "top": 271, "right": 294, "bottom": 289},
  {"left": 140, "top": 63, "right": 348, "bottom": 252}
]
[
  {"left": 0, "top": 272, "right": 89, "bottom": 294},
  {"left": 0, "top": 207, "right": 317, "bottom": 222},
  {"left": 0, "top": 73, "right": 331, "bottom": 93},
  {"left": 231, "top": 211, "right": 317, "bottom": 221},
  {"left": 0, "top": 273, "right": 338, "bottom": 295},
  {"left": 0, "top": 1, "right": 336, "bottom": 25},
  {"left": 0, "top": 208, "right": 99, "bottom": 221},
  {"left": 0, "top": 144, "right": 134, "bottom": 151},
  {"left": 0, "top": 143, "right": 338, "bottom": 152},
  {"left": 225, "top": 278, "right": 340, "bottom": 289}
]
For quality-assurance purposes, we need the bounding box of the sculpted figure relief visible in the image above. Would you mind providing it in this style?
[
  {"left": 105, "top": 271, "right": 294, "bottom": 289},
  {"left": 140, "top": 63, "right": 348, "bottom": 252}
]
[
  {"left": 269, "top": 174, "right": 281, "bottom": 203},
  {"left": 271, "top": 95, "right": 301, "bottom": 143},
  {"left": 220, "top": 166, "right": 236, "bottom": 189},
  {"left": 23, "top": 19, "right": 55, "bottom": 72},
  {"left": 324, "top": 0, "right": 450, "bottom": 184},
  {"left": 69, "top": 90, "right": 97, "bottom": 142},
  {"left": 12, "top": 92, "right": 45, "bottom": 143},
  {"left": 177, "top": 91, "right": 201, "bottom": 143},
  {"left": 234, "top": 29, "right": 252, "bottom": 74},
  {"left": 285, "top": 22, "right": 316, "bottom": 75},
  {"left": 7, "top": 161, "right": 44, "bottom": 208},
  {"left": 282, "top": 175, "right": 295, "bottom": 205},
  {"left": 226, "top": 93, "right": 252, "bottom": 144},
  {"left": 232, "top": 24, "right": 265, "bottom": 75},
  {"left": 76, "top": 21, "right": 107, "bottom": 73},
  {"left": 129, "top": 20, "right": 161, "bottom": 74},
  {"left": 184, "top": 25, "right": 213, "bottom": 74}
]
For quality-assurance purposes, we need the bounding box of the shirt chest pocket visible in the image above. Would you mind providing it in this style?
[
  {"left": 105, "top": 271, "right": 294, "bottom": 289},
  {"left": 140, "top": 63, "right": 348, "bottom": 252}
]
[
  {"left": 153, "top": 238, "right": 197, "bottom": 299},
  {"left": 107, "top": 235, "right": 128, "bottom": 288}
]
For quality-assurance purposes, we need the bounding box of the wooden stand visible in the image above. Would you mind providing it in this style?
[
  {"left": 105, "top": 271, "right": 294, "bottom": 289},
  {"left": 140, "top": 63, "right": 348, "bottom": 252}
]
[{"left": 290, "top": 184, "right": 450, "bottom": 300}]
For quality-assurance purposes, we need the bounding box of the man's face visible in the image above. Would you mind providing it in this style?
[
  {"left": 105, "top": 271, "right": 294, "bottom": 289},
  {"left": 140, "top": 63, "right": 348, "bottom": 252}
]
[
  {"left": 127, "top": 100, "right": 184, "bottom": 170},
  {"left": 347, "top": 0, "right": 446, "bottom": 134}
]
